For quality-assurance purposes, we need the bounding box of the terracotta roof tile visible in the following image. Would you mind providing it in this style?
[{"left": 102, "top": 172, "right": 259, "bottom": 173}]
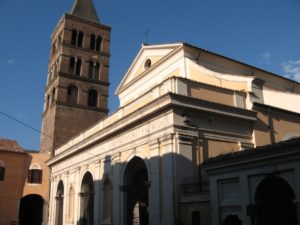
[{"left": 0, "top": 138, "right": 23, "bottom": 152}]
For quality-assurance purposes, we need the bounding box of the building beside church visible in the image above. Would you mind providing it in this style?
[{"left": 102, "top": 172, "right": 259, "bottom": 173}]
[
  {"left": 44, "top": 1, "right": 300, "bottom": 225},
  {"left": 203, "top": 137, "right": 300, "bottom": 225},
  {"left": 0, "top": 138, "right": 50, "bottom": 225}
]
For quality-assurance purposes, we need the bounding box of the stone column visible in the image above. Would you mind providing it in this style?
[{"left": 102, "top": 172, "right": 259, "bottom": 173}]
[
  {"left": 149, "top": 139, "right": 161, "bottom": 225},
  {"left": 48, "top": 177, "right": 57, "bottom": 225},
  {"left": 74, "top": 168, "right": 81, "bottom": 224},
  {"left": 94, "top": 160, "right": 102, "bottom": 225},
  {"left": 160, "top": 134, "right": 175, "bottom": 225},
  {"left": 63, "top": 172, "right": 69, "bottom": 225},
  {"left": 112, "top": 153, "right": 121, "bottom": 225}
]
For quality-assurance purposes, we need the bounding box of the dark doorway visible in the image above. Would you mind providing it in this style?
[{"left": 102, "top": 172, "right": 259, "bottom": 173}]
[
  {"left": 124, "top": 157, "right": 149, "bottom": 225},
  {"left": 80, "top": 172, "right": 94, "bottom": 225},
  {"left": 255, "top": 175, "right": 298, "bottom": 225},
  {"left": 19, "top": 194, "right": 43, "bottom": 225},
  {"left": 55, "top": 180, "right": 64, "bottom": 225}
]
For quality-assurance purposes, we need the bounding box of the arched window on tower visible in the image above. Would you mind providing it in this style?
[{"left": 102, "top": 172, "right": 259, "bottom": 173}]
[
  {"left": 88, "top": 61, "right": 100, "bottom": 80},
  {"left": 90, "top": 34, "right": 96, "bottom": 50},
  {"left": 0, "top": 160, "right": 5, "bottom": 181},
  {"left": 96, "top": 36, "right": 102, "bottom": 52},
  {"left": 71, "top": 29, "right": 77, "bottom": 46},
  {"left": 71, "top": 29, "right": 84, "bottom": 47},
  {"left": 90, "top": 34, "right": 102, "bottom": 52},
  {"left": 67, "top": 86, "right": 78, "bottom": 105},
  {"left": 75, "top": 59, "right": 82, "bottom": 76},
  {"left": 51, "top": 88, "right": 56, "bottom": 105},
  {"left": 78, "top": 31, "right": 84, "bottom": 47},
  {"left": 88, "top": 89, "right": 98, "bottom": 107}
]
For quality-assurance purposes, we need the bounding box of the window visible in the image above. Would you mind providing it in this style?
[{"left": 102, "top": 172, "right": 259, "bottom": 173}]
[
  {"left": 90, "top": 34, "right": 102, "bottom": 51},
  {"left": 51, "top": 88, "right": 56, "bottom": 104},
  {"left": 77, "top": 31, "right": 83, "bottom": 47},
  {"left": 69, "top": 57, "right": 75, "bottom": 74},
  {"left": 90, "top": 34, "right": 95, "bottom": 50},
  {"left": 144, "top": 59, "right": 151, "bottom": 70},
  {"left": 88, "top": 89, "right": 98, "bottom": 107},
  {"left": 96, "top": 36, "right": 102, "bottom": 52},
  {"left": 69, "top": 57, "right": 81, "bottom": 76},
  {"left": 0, "top": 161, "right": 5, "bottom": 181},
  {"left": 67, "top": 86, "right": 78, "bottom": 105},
  {"left": 71, "top": 29, "right": 77, "bottom": 46},
  {"left": 75, "top": 59, "right": 81, "bottom": 76},
  {"left": 88, "top": 61, "right": 100, "bottom": 80},
  {"left": 71, "top": 29, "right": 84, "bottom": 47},
  {"left": 28, "top": 164, "right": 42, "bottom": 184}
]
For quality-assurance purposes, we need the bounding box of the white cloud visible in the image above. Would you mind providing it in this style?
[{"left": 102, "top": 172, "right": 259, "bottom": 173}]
[
  {"left": 282, "top": 60, "right": 300, "bottom": 82},
  {"left": 260, "top": 52, "right": 271, "bottom": 64},
  {"left": 7, "top": 59, "right": 14, "bottom": 64}
]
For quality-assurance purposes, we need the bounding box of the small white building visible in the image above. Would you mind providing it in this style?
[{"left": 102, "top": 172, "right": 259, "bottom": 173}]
[{"left": 203, "top": 137, "right": 300, "bottom": 225}]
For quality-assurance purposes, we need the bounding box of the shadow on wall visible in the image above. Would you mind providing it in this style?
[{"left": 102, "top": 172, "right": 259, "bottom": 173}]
[{"left": 52, "top": 151, "right": 205, "bottom": 225}]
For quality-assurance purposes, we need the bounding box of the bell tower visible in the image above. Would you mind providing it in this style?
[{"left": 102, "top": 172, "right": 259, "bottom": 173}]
[{"left": 40, "top": 0, "right": 111, "bottom": 154}]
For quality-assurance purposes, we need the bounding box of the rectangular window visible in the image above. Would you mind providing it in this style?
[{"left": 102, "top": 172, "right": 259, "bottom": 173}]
[
  {"left": 71, "top": 29, "right": 77, "bottom": 46},
  {"left": 28, "top": 169, "right": 42, "bottom": 184},
  {"left": 0, "top": 167, "right": 5, "bottom": 181},
  {"left": 75, "top": 59, "right": 81, "bottom": 76},
  {"left": 88, "top": 61, "right": 94, "bottom": 79},
  {"left": 78, "top": 31, "right": 84, "bottom": 47},
  {"left": 69, "top": 57, "right": 75, "bottom": 74},
  {"left": 95, "top": 63, "right": 100, "bottom": 80}
]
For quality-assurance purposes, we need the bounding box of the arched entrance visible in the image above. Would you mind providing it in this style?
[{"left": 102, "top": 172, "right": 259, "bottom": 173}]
[
  {"left": 255, "top": 175, "right": 298, "bottom": 225},
  {"left": 123, "top": 157, "right": 149, "bottom": 225},
  {"left": 80, "top": 172, "right": 94, "bottom": 225},
  {"left": 55, "top": 180, "right": 64, "bottom": 225},
  {"left": 19, "top": 194, "right": 43, "bottom": 225}
]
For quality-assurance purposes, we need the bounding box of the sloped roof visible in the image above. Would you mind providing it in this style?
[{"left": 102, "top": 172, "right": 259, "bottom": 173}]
[
  {"left": 202, "top": 137, "right": 300, "bottom": 167},
  {"left": 0, "top": 138, "right": 23, "bottom": 152},
  {"left": 70, "top": 0, "right": 100, "bottom": 23}
]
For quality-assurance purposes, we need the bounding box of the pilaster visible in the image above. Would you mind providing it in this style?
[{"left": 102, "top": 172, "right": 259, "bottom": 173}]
[
  {"left": 149, "top": 139, "right": 161, "bottom": 225},
  {"left": 159, "top": 134, "right": 175, "bottom": 225}
]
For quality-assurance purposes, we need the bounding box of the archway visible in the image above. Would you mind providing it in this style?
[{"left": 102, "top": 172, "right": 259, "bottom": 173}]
[
  {"left": 55, "top": 180, "right": 64, "bottom": 225},
  {"left": 255, "top": 175, "right": 298, "bottom": 225},
  {"left": 19, "top": 194, "right": 43, "bottom": 225},
  {"left": 123, "top": 156, "right": 149, "bottom": 225},
  {"left": 80, "top": 172, "right": 94, "bottom": 225}
]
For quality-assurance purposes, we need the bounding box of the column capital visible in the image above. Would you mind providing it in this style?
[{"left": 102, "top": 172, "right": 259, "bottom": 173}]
[{"left": 159, "top": 133, "right": 174, "bottom": 146}]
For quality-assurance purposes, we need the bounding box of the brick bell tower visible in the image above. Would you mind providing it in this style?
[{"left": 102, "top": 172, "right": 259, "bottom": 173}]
[{"left": 40, "top": 0, "right": 111, "bottom": 155}]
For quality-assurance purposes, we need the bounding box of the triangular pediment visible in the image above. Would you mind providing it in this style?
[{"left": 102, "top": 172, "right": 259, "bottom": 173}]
[{"left": 115, "top": 43, "right": 182, "bottom": 95}]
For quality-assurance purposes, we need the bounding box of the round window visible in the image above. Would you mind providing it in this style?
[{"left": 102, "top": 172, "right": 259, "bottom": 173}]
[{"left": 144, "top": 59, "right": 151, "bottom": 70}]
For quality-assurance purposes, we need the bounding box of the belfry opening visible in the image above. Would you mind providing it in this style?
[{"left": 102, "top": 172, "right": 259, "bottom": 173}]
[{"left": 123, "top": 156, "right": 149, "bottom": 225}]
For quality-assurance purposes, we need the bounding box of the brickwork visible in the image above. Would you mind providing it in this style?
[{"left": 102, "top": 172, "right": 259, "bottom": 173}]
[{"left": 40, "top": 11, "right": 111, "bottom": 154}]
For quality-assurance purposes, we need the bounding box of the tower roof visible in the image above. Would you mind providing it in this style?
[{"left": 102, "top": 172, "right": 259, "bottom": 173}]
[{"left": 70, "top": 0, "right": 100, "bottom": 23}]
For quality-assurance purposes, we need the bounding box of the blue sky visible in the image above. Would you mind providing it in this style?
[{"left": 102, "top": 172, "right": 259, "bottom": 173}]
[{"left": 0, "top": 0, "right": 299, "bottom": 150}]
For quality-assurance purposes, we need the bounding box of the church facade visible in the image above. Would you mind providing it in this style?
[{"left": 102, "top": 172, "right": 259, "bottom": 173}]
[{"left": 44, "top": 1, "right": 300, "bottom": 225}]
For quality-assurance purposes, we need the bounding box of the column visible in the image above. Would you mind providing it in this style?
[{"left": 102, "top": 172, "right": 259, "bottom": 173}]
[
  {"left": 149, "top": 139, "right": 161, "bottom": 225},
  {"left": 74, "top": 168, "right": 81, "bottom": 224},
  {"left": 160, "top": 134, "right": 175, "bottom": 225},
  {"left": 48, "top": 177, "right": 57, "bottom": 225},
  {"left": 94, "top": 160, "right": 102, "bottom": 225},
  {"left": 63, "top": 172, "right": 69, "bottom": 225},
  {"left": 112, "top": 153, "right": 121, "bottom": 225}
]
